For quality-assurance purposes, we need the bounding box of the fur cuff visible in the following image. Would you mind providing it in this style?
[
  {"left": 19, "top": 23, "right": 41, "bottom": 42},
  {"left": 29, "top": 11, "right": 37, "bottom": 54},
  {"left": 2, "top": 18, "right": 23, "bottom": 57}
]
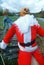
[{"left": 0, "top": 40, "right": 7, "bottom": 49}]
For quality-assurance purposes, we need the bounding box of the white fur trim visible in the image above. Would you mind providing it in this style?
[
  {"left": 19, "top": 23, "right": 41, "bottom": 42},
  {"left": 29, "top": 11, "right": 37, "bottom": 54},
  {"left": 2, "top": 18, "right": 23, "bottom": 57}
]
[
  {"left": 0, "top": 40, "right": 7, "bottom": 49},
  {"left": 18, "top": 42, "right": 38, "bottom": 52},
  {"left": 24, "top": 27, "right": 31, "bottom": 43},
  {"left": 13, "top": 14, "right": 39, "bottom": 33}
]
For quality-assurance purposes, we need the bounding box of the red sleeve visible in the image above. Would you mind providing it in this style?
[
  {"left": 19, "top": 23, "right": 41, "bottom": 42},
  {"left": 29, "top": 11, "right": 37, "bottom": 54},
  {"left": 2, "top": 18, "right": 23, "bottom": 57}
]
[
  {"left": 36, "top": 25, "right": 44, "bottom": 36},
  {"left": 3, "top": 24, "right": 16, "bottom": 44}
]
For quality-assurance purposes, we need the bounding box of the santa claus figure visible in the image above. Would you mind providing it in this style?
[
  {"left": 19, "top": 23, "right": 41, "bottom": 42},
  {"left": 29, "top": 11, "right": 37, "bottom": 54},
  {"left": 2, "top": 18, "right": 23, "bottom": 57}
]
[{"left": 0, "top": 8, "right": 44, "bottom": 65}]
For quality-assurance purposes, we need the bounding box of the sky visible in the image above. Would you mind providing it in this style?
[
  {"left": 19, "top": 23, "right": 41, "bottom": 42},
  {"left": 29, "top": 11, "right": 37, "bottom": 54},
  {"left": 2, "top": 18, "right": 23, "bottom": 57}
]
[{"left": 0, "top": 0, "right": 44, "bottom": 13}]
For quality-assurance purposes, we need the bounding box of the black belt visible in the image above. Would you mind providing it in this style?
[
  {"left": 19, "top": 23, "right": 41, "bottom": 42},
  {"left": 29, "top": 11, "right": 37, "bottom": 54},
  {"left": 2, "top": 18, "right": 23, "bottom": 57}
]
[{"left": 20, "top": 39, "right": 36, "bottom": 47}]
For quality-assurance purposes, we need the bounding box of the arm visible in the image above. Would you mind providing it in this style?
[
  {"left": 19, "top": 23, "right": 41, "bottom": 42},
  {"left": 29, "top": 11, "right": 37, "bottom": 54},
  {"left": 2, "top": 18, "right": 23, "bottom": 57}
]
[
  {"left": 36, "top": 24, "right": 44, "bottom": 36},
  {"left": 0, "top": 24, "right": 16, "bottom": 49}
]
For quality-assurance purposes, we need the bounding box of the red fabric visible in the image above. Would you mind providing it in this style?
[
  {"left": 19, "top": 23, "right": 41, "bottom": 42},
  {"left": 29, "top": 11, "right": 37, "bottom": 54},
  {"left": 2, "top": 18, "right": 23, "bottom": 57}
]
[
  {"left": 31, "top": 25, "right": 44, "bottom": 40},
  {"left": 18, "top": 48, "right": 44, "bottom": 65},
  {"left": 36, "top": 25, "right": 44, "bottom": 36},
  {"left": 3, "top": 24, "right": 44, "bottom": 45},
  {"left": 18, "top": 50, "right": 32, "bottom": 65},
  {"left": 15, "top": 26, "right": 24, "bottom": 43},
  {"left": 3, "top": 24, "right": 15, "bottom": 44},
  {"left": 43, "top": 56, "right": 44, "bottom": 61},
  {"left": 32, "top": 42, "right": 37, "bottom": 47},
  {"left": 31, "top": 25, "right": 44, "bottom": 47},
  {"left": 31, "top": 26, "right": 37, "bottom": 41},
  {"left": 33, "top": 48, "right": 44, "bottom": 65}
]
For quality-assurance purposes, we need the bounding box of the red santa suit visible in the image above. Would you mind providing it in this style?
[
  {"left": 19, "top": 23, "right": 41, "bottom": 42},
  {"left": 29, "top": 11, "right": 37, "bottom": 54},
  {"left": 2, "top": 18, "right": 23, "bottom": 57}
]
[{"left": 0, "top": 14, "right": 44, "bottom": 65}]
